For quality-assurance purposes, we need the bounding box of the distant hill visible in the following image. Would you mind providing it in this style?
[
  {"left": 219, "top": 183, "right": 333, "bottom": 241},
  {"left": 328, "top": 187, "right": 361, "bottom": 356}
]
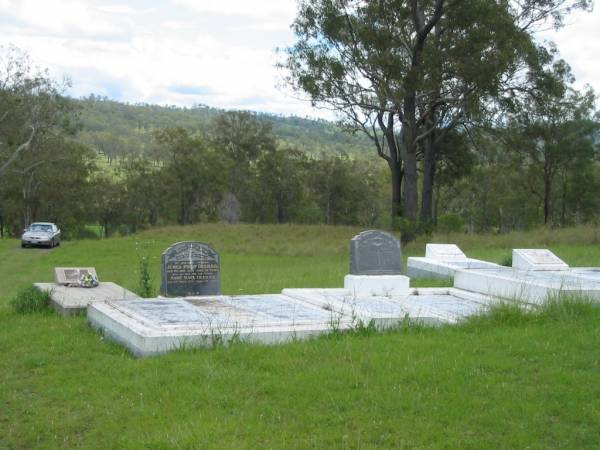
[{"left": 72, "top": 96, "right": 377, "bottom": 162}]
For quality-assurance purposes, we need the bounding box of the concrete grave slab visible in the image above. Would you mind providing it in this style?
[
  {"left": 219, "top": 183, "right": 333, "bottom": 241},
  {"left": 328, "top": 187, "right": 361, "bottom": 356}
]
[
  {"left": 35, "top": 282, "right": 139, "bottom": 315},
  {"left": 453, "top": 266, "right": 600, "bottom": 304},
  {"left": 89, "top": 287, "right": 496, "bottom": 357},
  {"left": 283, "top": 287, "right": 494, "bottom": 326},
  {"left": 88, "top": 294, "right": 354, "bottom": 357},
  {"left": 407, "top": 243, "right": 499, "bottom": 279}
]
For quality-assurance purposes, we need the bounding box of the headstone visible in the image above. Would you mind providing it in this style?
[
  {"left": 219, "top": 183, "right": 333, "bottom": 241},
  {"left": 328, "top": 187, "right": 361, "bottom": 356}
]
[
  {"left": 512, "top": 249, "right": 569, "bottom": 271},
  {"left": 425, "top": 244, "right": 467, "bottom": 261},
  {"left": 161, "top": 241, "right": 221, "bottom": 297},
  {"left": 349, "top": 230, "right": 403, "bottom": 275},
  {"left": 54, "top": 267, "right": 99, "bottom": 285}
]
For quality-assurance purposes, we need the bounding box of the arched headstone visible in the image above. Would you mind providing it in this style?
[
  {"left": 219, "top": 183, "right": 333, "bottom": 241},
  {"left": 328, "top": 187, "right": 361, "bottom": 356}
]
[
  {"left": 161, "top": 241, "right": 221, "bottom": 297},
  {"left": 350, "top": 230, "right": 403, "bottom": 275}
]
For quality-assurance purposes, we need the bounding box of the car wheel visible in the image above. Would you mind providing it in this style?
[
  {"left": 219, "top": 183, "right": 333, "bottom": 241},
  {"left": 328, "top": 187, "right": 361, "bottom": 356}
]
[{"left": 21, "top": 243, "right": 26, "bottom": 248}]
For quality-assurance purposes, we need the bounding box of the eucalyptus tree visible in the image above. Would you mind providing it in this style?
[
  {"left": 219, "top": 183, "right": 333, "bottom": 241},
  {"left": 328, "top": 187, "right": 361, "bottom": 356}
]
[
  {"left": 282, "top": 0, "right": 591, "bottom": 238},
  {"left": 0, "top": 46, "right": 74, "bottom": 181},
  {"left": 503, "top": 76, "right": 598, "bottom": 225}
]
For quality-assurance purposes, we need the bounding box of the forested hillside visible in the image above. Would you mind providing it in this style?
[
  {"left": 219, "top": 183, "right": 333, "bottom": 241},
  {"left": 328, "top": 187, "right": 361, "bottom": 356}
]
[{"left": 74, "top": 96, "right": 375, "bottom": 163}]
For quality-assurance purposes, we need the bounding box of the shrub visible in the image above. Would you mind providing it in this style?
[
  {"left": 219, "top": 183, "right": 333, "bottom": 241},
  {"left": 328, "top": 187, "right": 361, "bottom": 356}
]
[
  {"left": 500, "top": 254, "right": 512, "bottom": 267},
  {"left": 437, "top": 213, "right": 465, "bottom": 233},
  {"left": 10, "top": 286, "right": 51, "bottom": 314}
]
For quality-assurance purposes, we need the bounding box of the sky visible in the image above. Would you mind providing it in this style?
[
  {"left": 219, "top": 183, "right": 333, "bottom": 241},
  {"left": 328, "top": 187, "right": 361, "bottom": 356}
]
[{"left": 0, "top": 0, "right": 599, "bottom": 120}]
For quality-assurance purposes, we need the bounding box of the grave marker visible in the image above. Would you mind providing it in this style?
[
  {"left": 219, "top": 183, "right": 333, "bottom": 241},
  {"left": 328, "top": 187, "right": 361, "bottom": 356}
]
[
  {"left": 54, "top": 267, "right": 99, "bottom": 286},
  {"left": 350, "top": 230, "right": 403, "bottom": 275},
  {"left": 512, "top": 249, "right": 569, "bottom": 271},
  {"left": 425, "top": 244, "right": 467, "bottom": 261},
  {"left": 161, "top": 241, "right": 221, "bottom": 297}
]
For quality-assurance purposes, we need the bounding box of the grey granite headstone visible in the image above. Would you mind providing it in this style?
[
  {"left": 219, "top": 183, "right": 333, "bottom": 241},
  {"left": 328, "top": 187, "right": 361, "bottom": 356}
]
[
  {"left": 161, "top": 241, "right": 221, "bottom": 297},
  {"left": 350, "top": 230, "right": 403, "bottom": 275}
]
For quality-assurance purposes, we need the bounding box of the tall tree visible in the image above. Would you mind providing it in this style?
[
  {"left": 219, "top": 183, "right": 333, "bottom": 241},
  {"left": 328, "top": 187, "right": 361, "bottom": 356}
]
[
  {"left": 282, "top": 0, "right": 591, "bottom": 239},
  {"left": 0, "top": 46, "right": 73, "bottom": 181}
]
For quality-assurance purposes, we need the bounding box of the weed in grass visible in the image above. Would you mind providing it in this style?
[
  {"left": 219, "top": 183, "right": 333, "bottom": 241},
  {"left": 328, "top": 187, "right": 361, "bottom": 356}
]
[
  {"left": 10, "top": 285, "right": 51, "bottom": 314},
  {"left": 136, "top": 256, "right": 154, "bottom": 298},
  {"left": 500, "top": 253, "right": 512, "bottom": 267}
]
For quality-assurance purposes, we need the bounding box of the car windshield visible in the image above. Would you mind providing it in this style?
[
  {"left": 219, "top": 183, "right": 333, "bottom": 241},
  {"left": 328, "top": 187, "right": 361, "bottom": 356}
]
[{"left": 29, "top": 224, "right": 52, "bottom": 232}]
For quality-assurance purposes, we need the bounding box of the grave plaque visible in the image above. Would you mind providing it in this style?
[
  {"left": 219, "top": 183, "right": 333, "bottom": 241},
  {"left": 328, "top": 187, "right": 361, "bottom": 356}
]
[
  {"left": 161, "top": 241, "right": 221, "bottom": 297},
  {"left": 350, "top": 230, "right": 403, "bottom": 275},
  {"left": 54, "top": 267, "right": 99, "bottom": 285},
  {"left": 512, "top": 249, "right": 569, "bottom": 271},
  {"left": 425, "top": 244, "right": 467, "bottom": 261}
]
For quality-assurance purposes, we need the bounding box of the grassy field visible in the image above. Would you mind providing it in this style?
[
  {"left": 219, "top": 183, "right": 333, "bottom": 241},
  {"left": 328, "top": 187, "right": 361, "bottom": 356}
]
[{"left": 0, "top": 224, "right": 599, "bottom": 449}]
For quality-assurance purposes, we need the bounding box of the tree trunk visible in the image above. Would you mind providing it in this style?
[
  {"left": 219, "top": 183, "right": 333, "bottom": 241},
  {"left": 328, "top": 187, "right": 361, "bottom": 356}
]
[
  {"left": 420, "top": 132, "right": 436, "bottom": 226},
  {"left": 403, "top": 149, "right": 418, "bottom": 221},
  {"left": 543, "top": 162, "right": 552, "bottom": 225},
  {"left": 388, "top": 161, "right": 403, "bottom": 218}
]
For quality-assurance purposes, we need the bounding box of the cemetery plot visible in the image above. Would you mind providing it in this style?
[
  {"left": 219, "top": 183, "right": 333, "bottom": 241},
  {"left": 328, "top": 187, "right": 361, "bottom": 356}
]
[
  {"left": 35, "top": 282, "right": 139, "bottom": 315},
  {"left": 88, "top": 293, "right": 355, "bottom": 356},
  {"left": 87, "top": 285, "right": 500, "bottom": 357},
  {"left": 283, "top": 288, "right": 493, "bottom": 325}
]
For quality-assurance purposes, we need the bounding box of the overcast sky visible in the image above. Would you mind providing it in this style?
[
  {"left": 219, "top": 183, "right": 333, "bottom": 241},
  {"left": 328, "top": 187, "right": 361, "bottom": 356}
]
[{"left": 1, "top": 0, "right": 598, "bottom": 119}]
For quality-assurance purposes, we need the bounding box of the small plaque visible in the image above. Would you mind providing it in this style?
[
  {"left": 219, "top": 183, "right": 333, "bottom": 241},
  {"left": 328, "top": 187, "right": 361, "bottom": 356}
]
[
  {"left": 512, "top": 249, "right": 569, "bottom": 271},
  {"left": 161, "top": 241, "right": 221, "bottom": 297},
  {"left": 350, "top": 230, "right": 403, "bottom": 275},
  {"left": 425, "top": 244, "right": 467, "bottom": 261},
  {"left": 54, "top": 267, "right": 99, "bottom": 285}
]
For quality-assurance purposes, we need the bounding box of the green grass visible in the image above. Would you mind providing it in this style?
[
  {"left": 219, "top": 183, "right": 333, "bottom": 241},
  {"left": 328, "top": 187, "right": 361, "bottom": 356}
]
[{"left": 1, "top": 224, "right": 599, "bottom": 449}]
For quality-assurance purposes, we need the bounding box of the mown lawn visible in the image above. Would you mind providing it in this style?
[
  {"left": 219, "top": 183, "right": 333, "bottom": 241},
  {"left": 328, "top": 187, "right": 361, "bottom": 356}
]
[{"left": 0, "top": 224, "right": 599, "bottom": 449}]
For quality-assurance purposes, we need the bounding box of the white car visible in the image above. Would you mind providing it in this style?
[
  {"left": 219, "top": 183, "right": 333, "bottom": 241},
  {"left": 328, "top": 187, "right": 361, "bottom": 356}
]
[{"left": 21, "top": 222, "right": 61, "bottom": 248}]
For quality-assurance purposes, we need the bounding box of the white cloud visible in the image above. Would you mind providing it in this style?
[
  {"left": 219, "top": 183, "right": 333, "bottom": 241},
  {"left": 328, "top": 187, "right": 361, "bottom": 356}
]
[
  {"left": 538, "top": 7, "right": 600, "bottom": 96},
  {"left": 1, "top": 0, "right": 597, "bottom": 121},
  {"left": 173, "top": 0, "right": 296, "bottom": 20},
  {"left": 7, "top": 0, "right": 123, "bottom": 37}
]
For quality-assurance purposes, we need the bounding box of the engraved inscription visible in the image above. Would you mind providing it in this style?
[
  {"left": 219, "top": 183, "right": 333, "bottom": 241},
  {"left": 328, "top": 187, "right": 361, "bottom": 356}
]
[
  {"left": 166, "top": 262, "right": 219, "bottom": 283},
  {"left": 350, "top": 230, "right": 403, "bottom": 275},
  {"left": 161, "top": 241, "right": 221, "bottom": 296}
]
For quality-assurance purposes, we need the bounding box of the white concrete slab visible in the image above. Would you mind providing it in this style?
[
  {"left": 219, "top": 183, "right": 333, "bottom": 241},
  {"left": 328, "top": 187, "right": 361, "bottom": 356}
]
[
  {"left": 88, "top": 287, "right": 497, "bottom": 357},
  {"left": 283, "top": 287, "right": 493, "bottom": 326},
  {"left": 454, "top": 266, "right": 600, "bottom": 304},
  {"left": 88, "top": 294, "right": 354, "bottom": 357},
  {"left": 35, "top": 282, "right": 139, "bottom": 315},
  {"left": 407, "top": 257, "right": 499, "bottom": 279}
]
